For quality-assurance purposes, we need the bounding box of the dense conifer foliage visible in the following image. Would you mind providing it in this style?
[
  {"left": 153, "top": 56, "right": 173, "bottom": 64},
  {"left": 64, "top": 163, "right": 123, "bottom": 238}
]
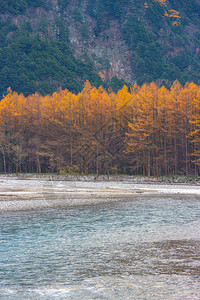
[
  {"left": 1, "top": 81, "right": 200, "bottom": 176},
  {"left": 0, "top": 20, "right": 102, "bottom": 96},
  {"left": 0, "top": 0, "right": 200, "bottom": 96}
]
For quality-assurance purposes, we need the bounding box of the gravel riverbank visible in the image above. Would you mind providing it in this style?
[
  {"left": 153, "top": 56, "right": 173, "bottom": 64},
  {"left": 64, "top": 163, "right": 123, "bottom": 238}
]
[{"left": 0, "top": 175, "right": 200, "bottom": 212}]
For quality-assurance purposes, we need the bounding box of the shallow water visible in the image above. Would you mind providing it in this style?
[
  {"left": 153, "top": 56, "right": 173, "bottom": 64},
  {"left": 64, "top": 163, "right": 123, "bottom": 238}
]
[{"left": 0, "top": 195, "right": 200, "bottom": 299}]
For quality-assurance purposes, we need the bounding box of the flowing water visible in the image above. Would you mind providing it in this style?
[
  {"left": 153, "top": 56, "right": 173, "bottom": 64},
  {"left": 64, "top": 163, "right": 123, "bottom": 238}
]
[{"left": 0, "top": 195, "right": 200, "bottom": 299}]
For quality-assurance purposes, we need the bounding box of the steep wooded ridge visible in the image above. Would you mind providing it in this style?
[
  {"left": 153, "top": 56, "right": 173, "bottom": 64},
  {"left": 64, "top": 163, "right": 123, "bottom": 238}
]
[{"left": 0, "top": 0, "right": 200, "bottom": 96}]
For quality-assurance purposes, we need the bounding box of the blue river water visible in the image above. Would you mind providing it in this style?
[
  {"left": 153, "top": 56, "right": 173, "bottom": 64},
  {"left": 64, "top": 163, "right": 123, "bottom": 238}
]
[{"left": 0, "top": 195, "right": 200, "bottom": 299}]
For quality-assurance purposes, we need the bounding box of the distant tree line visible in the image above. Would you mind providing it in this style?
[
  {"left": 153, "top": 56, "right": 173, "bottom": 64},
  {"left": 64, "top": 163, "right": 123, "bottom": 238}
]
[{"left": 1, "top": 81, "right": 200, "bottom": 176}]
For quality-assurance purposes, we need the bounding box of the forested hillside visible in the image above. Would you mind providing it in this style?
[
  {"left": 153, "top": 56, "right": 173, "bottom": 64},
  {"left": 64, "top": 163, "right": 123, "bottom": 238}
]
[
  {"left": 1, "top": 1, "right": 200, "bottom": 176},
  {"left": 0, "top": 0, "right": 200, "bottom": 96}
]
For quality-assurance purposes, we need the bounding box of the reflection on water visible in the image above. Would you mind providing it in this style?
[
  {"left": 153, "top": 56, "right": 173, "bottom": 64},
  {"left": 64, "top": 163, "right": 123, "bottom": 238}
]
[{"left": 0, "top": 195, "right": 200, "bottom": 299}]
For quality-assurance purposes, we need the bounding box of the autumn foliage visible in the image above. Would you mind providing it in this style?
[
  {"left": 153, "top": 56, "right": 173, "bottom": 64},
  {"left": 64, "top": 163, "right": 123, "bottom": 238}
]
[{"left": 0, "top": 81, "right": 200, "bottom": 176}]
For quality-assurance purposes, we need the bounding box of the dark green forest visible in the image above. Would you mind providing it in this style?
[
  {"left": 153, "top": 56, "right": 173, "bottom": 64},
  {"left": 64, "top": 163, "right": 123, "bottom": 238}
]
[
  {"left": 0, "top": 0, "right": 200, "bottom": 96},
  {"left": 0, "top": 19, "right": 102, "bottom": 96}
]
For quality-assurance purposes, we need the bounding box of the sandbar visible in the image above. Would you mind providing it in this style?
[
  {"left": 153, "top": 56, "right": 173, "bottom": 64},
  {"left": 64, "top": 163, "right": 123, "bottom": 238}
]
[{"left": 0, "top": 176, "right": 200, "bottom": 212}]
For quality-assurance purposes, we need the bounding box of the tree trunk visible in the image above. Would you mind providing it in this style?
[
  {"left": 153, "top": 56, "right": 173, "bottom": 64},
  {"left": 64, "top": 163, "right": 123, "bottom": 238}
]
[
  {"left": 2, "top": 150, "right": 6, "bottom": 174},
  {"left": 36, "top": 151, "right": 41, "bottom": 174}
]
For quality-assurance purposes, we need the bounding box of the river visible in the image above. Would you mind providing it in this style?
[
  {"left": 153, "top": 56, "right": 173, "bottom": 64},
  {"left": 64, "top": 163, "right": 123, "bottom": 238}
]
[{"left": 0, "top": 195, "right": 199, "bottom": 299}]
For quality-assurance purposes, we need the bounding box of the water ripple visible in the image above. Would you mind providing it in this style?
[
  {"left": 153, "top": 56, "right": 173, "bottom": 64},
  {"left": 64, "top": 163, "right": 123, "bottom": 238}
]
[{"left": 0, "top": 196, "right": 199, "bottom": 299}]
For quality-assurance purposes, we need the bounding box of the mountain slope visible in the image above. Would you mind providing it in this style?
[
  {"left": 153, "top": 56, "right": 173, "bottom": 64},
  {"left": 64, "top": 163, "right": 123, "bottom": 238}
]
[{"left": 0, "top": 0, "right": 200, "bottom": 96}]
